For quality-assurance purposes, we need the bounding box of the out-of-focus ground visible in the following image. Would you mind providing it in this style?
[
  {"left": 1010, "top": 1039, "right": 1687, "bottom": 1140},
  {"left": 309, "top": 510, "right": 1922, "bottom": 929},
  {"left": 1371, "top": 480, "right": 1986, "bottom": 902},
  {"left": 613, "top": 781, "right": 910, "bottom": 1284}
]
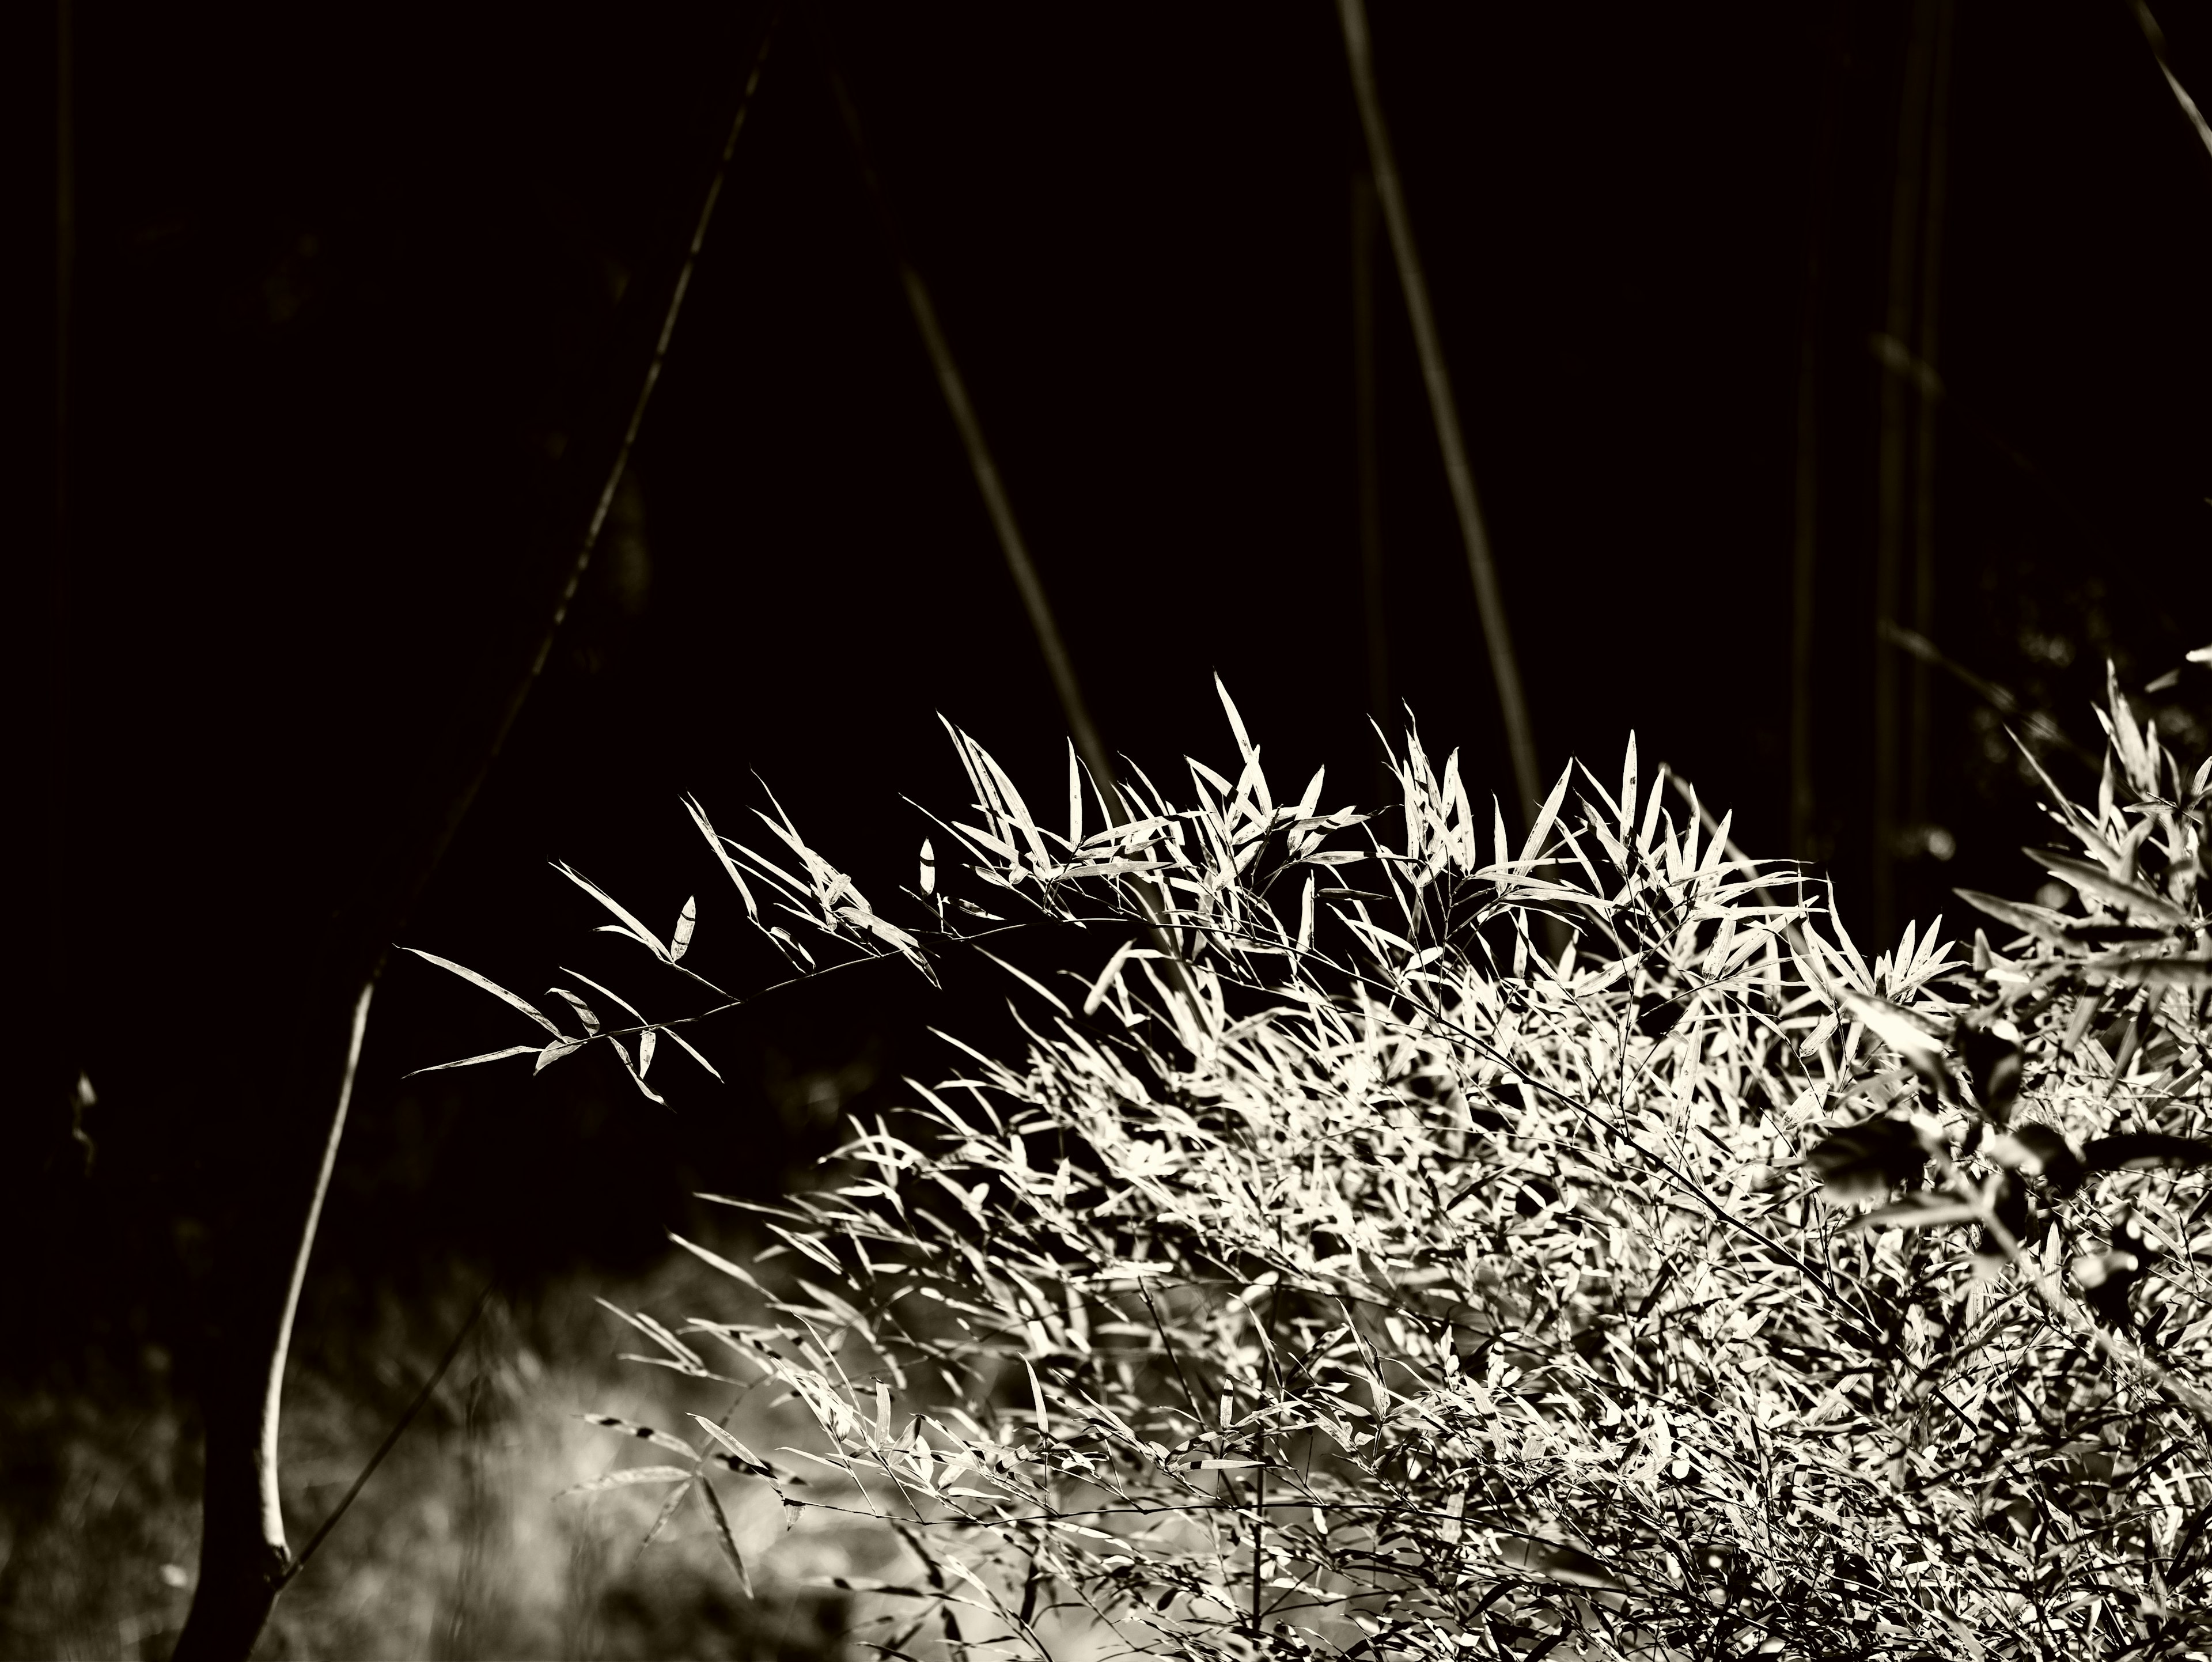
[{"left": 3, "top": 1249, "right": 884, "bottom": 1661}]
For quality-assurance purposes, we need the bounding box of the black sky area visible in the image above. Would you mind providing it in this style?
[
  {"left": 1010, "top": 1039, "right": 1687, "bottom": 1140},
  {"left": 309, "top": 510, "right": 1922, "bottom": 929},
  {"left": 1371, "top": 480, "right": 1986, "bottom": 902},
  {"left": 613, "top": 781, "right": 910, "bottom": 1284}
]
[{"left": 18, "top": 0, "right": 2212, "bottom": 1391}]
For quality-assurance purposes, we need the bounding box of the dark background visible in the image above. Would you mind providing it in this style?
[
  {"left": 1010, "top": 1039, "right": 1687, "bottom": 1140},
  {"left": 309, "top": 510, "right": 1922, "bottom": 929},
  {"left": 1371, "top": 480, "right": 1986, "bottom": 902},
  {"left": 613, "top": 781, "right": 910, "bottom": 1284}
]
[{"left": 13, "top": 0, "right": 2212, "bottom": 1628}]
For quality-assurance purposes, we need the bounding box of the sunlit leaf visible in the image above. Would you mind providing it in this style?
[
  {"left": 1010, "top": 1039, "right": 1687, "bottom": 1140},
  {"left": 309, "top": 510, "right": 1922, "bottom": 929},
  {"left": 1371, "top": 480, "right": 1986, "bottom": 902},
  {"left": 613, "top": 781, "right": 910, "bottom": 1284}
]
[
  {"left": 2027, "top": 848, "right": 2189, "bottom": 927},
  {"left": 1836, "top": 990, "right": 1944, "bottom": 1056},
  {"left": 403, "top": 1044, "right": 540, "bottom": 1077},
  {"left": 698, "top": 1476, "right": 753, "bottom": 1599},
  {"left": 534, "top": 1037, "right": 585, "bottom": 1073},
  {"left": 559, "top": 1465, "right": 694, "bottom": 1497},
  {"left": 579, "top": 1412, "right": 699, "bottom": 1458},
  {"left": 1953, "top": 887, "right": 2071, "bottom": 945},
  {"left": 400, "top": 948, "right": 561, "bottom": 1035},
  {"left": 553, "top": 861, "right": 671, "bottom": 957}
]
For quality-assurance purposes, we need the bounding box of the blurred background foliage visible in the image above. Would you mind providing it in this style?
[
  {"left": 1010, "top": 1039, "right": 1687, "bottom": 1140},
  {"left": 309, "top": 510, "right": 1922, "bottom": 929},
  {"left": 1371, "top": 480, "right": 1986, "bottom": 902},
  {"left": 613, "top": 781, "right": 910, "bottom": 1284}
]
[{"left": 12, "top": 0, "right": 2212, "bottom": 1654}]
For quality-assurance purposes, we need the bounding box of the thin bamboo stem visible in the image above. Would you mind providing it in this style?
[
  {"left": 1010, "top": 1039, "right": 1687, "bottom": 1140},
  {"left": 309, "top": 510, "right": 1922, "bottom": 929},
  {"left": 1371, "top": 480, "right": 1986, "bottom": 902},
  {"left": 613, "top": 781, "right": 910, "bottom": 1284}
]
[
  {"left": 1353, "top": 171, "right": 1389, "bottom": 801},
  {"left": 48, "top": 0, "right": 79, "bottom": 1142},
  {"left": 1336, "top": 0, "right": 1540, "bottom": 829},
  {"left": 1791, "top": 7, "right": 1846, "bottom": 865},
  {"left": 1906, "top": 0, "right": 1955, "bottom": 847},
  {"left": 174, "top": 17, "right": 782, "bottom": 1660},
  {"left": 815, "top": 37, "right": 1118, "bottom": 824},
  {"left": 1874, "top": 0, "right": 1942, "bottom": 945},
  {"left": 811, "top": 26, "right": 1209, "bottom": 1013},
  {"left": 2127, "top": 0, "right": 2212, "bottom": 184}
]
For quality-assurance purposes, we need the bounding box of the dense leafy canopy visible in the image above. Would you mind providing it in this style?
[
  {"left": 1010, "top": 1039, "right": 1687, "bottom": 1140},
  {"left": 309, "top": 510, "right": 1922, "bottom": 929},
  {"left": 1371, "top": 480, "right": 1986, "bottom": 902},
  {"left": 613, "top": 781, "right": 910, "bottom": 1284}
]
[{"left": 421, "top": 674, "right": 2212, "bottom": 1659}]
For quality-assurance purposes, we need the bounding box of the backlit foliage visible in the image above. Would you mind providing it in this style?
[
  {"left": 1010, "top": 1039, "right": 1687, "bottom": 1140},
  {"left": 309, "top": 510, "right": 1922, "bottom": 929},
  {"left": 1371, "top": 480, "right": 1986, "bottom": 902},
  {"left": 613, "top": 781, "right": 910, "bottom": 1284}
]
[{"left": 417, "top": 673, "right": 2212, "bottom": 1659}]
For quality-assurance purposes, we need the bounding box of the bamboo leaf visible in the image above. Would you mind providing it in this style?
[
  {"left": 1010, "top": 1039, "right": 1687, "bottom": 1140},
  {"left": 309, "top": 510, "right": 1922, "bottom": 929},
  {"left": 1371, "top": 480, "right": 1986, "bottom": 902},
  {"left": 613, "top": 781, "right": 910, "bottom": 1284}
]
[
  {"left": 668, "top": 1232, "right": 765, "bottom": 1293},
  {"left": 559, "top": 1465, "right": 694, "bottom": 1497},
  {"left": 1083, "top": 938, "right": 1145, "bottom": 1016},
  {"left": 547, "top": 986, "right": 601, "bottom": 1036},
  {"left": 579, "top": 1413, "right": 699, "bottom": 1458},
  {"left": 671, "top": 896, "right": 698, "bottom": 961},
  {"left": 698, "top": 1477, "right": 753, "bottom": 1599},
  {"left": 1518, "top": 766, "right": 1572, "bottom": 865},
  {"left": 554, "top": 861, "right": 671, "bottom": 958},
  {"left": 400, "top": 948, "right": 562, "bottom": 1036},
  {"left": 975, "top": 947, "right": 1071, "bottom": 1017},
  {"left": 684, "top": 794, "right": 763, "bottom": 925},
  {"left": 2028, "top": 848, "right": 2189, "bottom": 927},
  {"left": 1215, "top": 673, "right": 1257, "bottom": 773},
  {"left": 1837, "top": 990, "right": 1945, "bottom": 1056},
  {"left": 1953, "top": 887, "right": 2071, "bottom": 945},
  {"left": 535, "top": 1038, "right": 586, "bottom": 1073},
  {"left": 403, "top": 1044, "right": 540, "bottom": 1078}
]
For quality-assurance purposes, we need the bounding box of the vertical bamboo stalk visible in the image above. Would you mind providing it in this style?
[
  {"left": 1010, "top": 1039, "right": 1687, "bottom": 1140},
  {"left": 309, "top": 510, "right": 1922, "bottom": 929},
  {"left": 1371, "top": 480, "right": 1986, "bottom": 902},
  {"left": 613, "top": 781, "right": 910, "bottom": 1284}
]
[
  {"left": 1906, "top": 0, "right": 1956, "bottom": 845},
  {"left": 1336, "top": 0, "right": 1541, "bottom": 827},
  {"left": 1790, "top": 324, "right": 1819, "bottom": 864},
  {"left": 1873, "top": 0, "right": 1940, "bottom": 945},
  {"left": 1352, "top": 171, "right": 1389, "bottom": 797},
  {"left": 48, "top": 0, "right": 78, "bottom": 1143},
  {"left": 1791, "top": 8, "right": 1846, "bottom": 866},
  {"left": 816, "top": 43, "right": 1120, "bottom": 823},
  {"left": 812, "top": 26, "right": 1209, "bottom": 1003}
]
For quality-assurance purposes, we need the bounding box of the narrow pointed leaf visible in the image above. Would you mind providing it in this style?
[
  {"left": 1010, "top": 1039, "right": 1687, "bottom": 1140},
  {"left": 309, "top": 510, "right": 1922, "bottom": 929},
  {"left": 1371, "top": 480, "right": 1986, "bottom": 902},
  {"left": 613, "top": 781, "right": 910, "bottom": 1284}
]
[
  {"left": 404, "top": 1044, "right": 541, "bottom": 1078},
  {"left": 2029, "top": 848, "right": 2188, "bottom": 927},
  {"left": 554, "top": 861, "right": 671, "bottom": 957},
  {"left": 699, "top": 1476, "right": 753, "bottom": 1598},
  {"left": 400, "top": 948, "right": 561, "bottom": 1036},
  {"left": 559, "top": 1465, "right": 694, "bottom": 1497}
]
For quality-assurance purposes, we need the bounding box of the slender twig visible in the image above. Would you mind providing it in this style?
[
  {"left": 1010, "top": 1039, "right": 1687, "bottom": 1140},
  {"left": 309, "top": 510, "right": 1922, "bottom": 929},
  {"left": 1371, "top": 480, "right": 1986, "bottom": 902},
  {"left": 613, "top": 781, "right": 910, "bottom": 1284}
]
[
  {"left": 1138, "top": 1277, "right": 1204, "bottom": 1426},
  {"left": 177, "top": 17, "right": 783, "bottom": 1660},
  {"left": 283, "top": 1281, "right": 497, "bottom": 1584},
  {"left": 1336, "top": 0, "right": 1540, "bottom": 828}
]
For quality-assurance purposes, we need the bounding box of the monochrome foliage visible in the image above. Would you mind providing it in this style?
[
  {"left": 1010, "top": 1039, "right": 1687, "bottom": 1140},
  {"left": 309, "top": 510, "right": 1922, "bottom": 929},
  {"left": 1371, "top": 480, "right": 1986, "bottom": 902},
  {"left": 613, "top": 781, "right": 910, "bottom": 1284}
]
[{"left": 415, "top": 674, "right": 2212, "bottom": 1659}]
